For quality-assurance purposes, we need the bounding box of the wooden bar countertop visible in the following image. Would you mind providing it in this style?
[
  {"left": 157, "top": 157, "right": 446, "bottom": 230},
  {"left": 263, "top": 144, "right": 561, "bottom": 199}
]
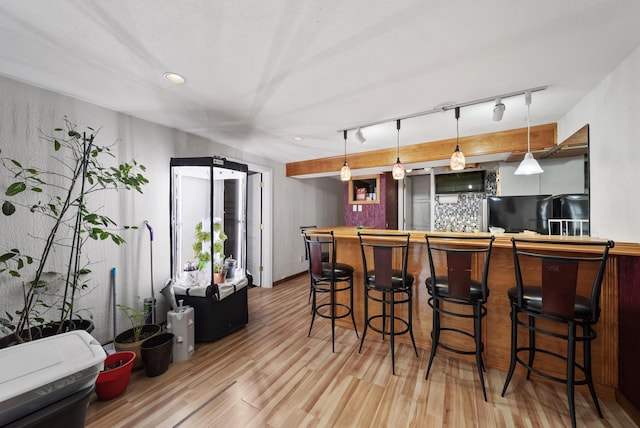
[{"left": 309, "top": 226, "right": 640, "bottom": 399}]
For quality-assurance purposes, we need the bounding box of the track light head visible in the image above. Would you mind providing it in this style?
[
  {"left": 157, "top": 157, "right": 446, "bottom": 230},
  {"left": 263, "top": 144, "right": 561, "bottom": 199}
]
[
  {"left": 355, "top": 128, "right": 366, "bottom": 144},
  {"left": 493, "top": 97, "right": 505, "bottom": 121}
]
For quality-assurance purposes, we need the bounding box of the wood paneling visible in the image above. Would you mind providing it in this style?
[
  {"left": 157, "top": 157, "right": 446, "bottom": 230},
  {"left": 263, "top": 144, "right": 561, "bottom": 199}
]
[{"left": 286, "top": 123, "right": 557, "bottom": 177}]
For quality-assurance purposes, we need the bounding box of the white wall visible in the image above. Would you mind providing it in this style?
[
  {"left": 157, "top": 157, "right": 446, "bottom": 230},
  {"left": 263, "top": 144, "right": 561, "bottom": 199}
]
[
  {"left": 0, "top": 76, "right": 344, "bottom": 344},
  {"left": 558, "top": 45, "right": 640, "bottom": 243}
]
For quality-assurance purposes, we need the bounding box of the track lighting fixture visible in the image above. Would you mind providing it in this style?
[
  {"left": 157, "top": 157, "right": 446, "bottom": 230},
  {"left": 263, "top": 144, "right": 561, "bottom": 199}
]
[
  {"left": 450, "top": 107, "right": 465, "bottom": 171},
  {"left": 493, "top": 97, "right": 505, "bottom": 121},
  {"left": 392, "top": 120, "right": 405, "bottom": 180},
  {"left": 355, "top": 128, "right": 367, "bottom": 144},
  {"left": 340, "top": 130, "right": 351, "bottom": 181},
  {"left": 514, "top": 91, "right": 543, "bottom": 175}
]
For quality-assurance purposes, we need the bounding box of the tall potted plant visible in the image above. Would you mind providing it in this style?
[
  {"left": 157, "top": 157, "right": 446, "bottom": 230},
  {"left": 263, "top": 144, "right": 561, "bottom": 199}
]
[
  {"left": 0, "top": 117, "right": 148, "bottom": 346},
  {"left": 114, "top": 297, "right": 160, "bottom": 370}
]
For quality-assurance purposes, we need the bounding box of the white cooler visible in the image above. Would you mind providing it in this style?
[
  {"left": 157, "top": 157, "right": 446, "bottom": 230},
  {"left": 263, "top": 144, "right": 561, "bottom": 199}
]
[
  {"left": 166, "top": 305, "right": 195, "bottom": 362},
  {"left": 0, "top": 330, "right": 105, "bottom": 426}
]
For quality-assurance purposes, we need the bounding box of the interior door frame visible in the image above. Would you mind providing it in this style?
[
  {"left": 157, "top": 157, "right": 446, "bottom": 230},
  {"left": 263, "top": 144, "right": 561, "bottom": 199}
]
[{"left": 244, "top": 162, "right": 273, "bottom": 288}]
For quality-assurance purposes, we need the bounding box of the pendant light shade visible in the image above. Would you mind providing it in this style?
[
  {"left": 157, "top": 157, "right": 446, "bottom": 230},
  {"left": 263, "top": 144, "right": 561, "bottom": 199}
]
[
  {"left": 450, "top": 107, "right": 465, "bottom": 171},
  {"left": 392, "top": 119, "right": 405, "bottom": 180},
  {"left": 514, "top": 92, "right": 543, "bottom": 175},
  {"left": 340, "top": 130, "right": 351, "bottom": 181}
]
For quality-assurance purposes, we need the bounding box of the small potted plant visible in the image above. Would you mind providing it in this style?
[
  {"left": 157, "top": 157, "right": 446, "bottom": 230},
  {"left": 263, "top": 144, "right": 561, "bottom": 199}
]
[
  {"left": 213, "top": 262, "right": 227, "bottom": 284},
  {"left": 114, "top": 297, "right": 160, "bottom": 370}
]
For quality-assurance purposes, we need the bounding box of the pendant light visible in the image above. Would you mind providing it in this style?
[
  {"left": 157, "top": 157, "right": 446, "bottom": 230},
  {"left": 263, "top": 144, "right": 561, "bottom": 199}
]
[
  {"left": 340, "top": 130, "right": 351, "bottom": 181},
  {"left": 450, "top": 107, "right": 465, "bottom": 170},
  {"left": 392, "top": 119, "right": 405, "bottom": 180},
  {"left": 514, "top": 91, "right": 544, "bottom": 175}
]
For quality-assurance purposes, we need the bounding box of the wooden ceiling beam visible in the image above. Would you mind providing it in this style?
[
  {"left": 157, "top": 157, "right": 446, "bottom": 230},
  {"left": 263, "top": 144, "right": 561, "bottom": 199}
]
[{"left": 286, "top": 123, "right": 557, "bottom": 178}]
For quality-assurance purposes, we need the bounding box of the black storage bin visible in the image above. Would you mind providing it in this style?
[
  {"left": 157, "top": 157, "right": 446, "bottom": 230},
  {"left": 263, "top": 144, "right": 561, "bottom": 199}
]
[
  {"left": 4, "top": 385, "right": 93, "bottom": 428},
  {"left": 181, "top": 286, "right": 248, "bottom": 342}
]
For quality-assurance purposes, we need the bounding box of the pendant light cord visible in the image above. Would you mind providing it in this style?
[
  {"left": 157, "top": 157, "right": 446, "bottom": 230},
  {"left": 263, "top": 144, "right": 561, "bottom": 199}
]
[
  {"left": 525, "top": 91, "right": 532, "bottom": 152},
  {"left": 396, "top": 119, "right": 401, "bottom": 161},
  {"left": 455, "top": 107, "right": 460, "bottom": 150},
  {"left": 343, "top": 130, "right": 348, "bottom": 163}
]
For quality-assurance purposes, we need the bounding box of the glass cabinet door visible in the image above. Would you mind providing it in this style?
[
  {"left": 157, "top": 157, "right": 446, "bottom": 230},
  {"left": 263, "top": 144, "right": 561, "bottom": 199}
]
[{"left": 170, "top": 157, "right": 248, "bottom": 287}]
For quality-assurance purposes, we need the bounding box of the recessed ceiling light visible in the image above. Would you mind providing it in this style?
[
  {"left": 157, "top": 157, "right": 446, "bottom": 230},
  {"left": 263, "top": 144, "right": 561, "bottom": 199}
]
[
  {"left": 292, "top": 136, "right": 304, "bottom": 141},
  {"left": 164, "top": 72, "right": 186, "bottom": 85}
]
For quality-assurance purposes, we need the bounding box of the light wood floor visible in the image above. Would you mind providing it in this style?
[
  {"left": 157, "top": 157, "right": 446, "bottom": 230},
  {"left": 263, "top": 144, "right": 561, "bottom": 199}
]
[{"left": 85, "top": 275, "right": 637, "bottom": 428}]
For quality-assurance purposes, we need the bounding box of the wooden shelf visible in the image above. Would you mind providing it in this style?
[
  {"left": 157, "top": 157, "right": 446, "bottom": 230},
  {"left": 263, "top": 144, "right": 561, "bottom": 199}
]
[{"left": 348, "top": 174, "right": 380, "bottom": 204}]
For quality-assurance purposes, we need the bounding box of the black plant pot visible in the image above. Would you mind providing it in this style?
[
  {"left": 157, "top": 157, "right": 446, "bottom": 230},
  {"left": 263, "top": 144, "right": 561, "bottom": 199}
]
[
  {"left": 0, "top": 319, "right": 95, "bottom": 349},
  {"left": 114, "top": 324, "right": 161, "bottom": 371},
  {"left": 141, "top": 333, "right": 174, "bottom": 377}
]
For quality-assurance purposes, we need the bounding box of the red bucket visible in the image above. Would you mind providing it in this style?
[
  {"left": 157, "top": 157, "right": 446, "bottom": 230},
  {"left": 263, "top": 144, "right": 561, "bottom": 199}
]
[{"left": 95, "top": 351, "right": 136, "bottom": 400}]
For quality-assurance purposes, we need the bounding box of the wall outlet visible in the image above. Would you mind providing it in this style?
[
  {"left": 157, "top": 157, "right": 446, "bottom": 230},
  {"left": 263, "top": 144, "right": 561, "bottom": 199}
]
[{"left": 299, "top": 255, "right": 304, "bottom": 262}]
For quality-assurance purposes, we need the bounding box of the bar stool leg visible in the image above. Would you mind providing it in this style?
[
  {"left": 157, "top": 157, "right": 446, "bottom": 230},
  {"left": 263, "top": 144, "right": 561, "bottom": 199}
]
[
  {"left": 308, "top": 286, "right": 317, "bottom": 337},
  {"left": 358, "top": 289, "right": 370, "bottom": 353},
  {"left": 390, "top": 291, "right": 396, "bottom": 375},
  {"left": 501, "top": 305, "right": 518, "bottom": 396},
  {"left": 408, "top": 292, "right": 418, "bottom": 358},
  {"left": 584, "top": 325, "right": 602, "bottom": 418},
  {"left": 474, "top": 303, "right": 488, "bottom": 401},
  {"left": 330, "top": 280, "right": 336, "bottom": 353},
  {"left": 349, "top": 276, "right": 359, "bottom": 338},
  {"left": 526, "top": 315, "right": 535, "bottom": 380},
  {"left": 425, "top": 299, "right": 440, "bottom": 380}
]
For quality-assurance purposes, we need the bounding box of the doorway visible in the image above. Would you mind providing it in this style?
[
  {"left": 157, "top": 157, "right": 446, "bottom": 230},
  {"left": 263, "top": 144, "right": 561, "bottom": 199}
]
[
  {"left": 404, "top": 173, "right": 433, "bottom": 231},
  {"left": 246, "top": 164, "right": 273, "bottom": 287}
]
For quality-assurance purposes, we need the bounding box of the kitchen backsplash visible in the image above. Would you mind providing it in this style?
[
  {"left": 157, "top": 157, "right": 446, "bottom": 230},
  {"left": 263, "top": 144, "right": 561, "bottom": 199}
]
[{"left": 433, "top": 171, "right": 497, "bottom": 232}]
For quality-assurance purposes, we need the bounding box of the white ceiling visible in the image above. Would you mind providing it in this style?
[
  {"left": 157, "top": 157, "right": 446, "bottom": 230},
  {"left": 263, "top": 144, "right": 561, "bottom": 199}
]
[{"left": 2, "top": 1, "right": 640, "bottom": 167}]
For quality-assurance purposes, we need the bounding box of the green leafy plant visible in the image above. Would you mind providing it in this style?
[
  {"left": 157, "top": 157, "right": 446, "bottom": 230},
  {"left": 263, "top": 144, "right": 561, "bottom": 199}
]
[
  {"left": 0, "top": 117, "right": 148, "bottom": 343},
  {"left": 192, "top": 219, "right": 226, "bottom": 271},
  {"left": 116, "top": 297, "right": 148, "bottom": 342}
]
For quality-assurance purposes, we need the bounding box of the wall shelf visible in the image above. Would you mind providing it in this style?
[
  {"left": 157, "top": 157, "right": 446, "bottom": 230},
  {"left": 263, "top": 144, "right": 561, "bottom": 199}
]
[{"left": 348, "top": 174, "right": 380, "bottom": 205}]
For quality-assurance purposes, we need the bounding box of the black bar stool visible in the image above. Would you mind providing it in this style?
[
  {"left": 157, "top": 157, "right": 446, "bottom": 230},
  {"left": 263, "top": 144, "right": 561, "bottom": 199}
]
[
  {"left": 501, "top": 238, "right": 614, "bottom": 428},
  {"left": 300, "top": 225, "right": 329, "bottom": 303},
  {"left": 304, "top": 230, "right": 358, "bottom": 352},
  {"left": 424, "top": 233, "right": 495, "bottom": 401},
  {"left": 357, "top": 232, "right": 417, "bottom": 375}
]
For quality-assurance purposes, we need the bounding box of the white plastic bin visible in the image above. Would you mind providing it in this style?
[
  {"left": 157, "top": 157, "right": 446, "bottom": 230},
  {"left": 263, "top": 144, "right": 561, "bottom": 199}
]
[
  {"left": 0, "top": 330, "right": 105, "bottom": 426},
  {"left": 166, "top": 306, "right": 195, "bottom": 362}
]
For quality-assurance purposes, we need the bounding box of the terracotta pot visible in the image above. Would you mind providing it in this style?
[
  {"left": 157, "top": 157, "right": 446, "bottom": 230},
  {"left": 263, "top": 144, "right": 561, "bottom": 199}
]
[
  {"left": 114, "top": 324, "right": 161, "bottom": 370},
  {"left": 141, "top": 333, "right": 174, "bottom": 377},
  {"left": 95, "top": 351, "right": 136, "bottom": 400},
  {"left": 214, "top": 270, "right": 227, "bottom": 284}
]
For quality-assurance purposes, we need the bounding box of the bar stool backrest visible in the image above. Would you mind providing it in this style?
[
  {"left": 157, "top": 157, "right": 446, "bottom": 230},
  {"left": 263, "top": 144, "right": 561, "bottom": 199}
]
[
  {"left": 304, "top": 230, "right": 335, "bottom": 279},
  {"left": 511, "top": 238, "right": 614, "bottom": 321},
  {"left": 300, "top": 225, "right": 318, "bottom": 261},
  {"left": 425, "top": 234, "right": 495, "bottom": 301},
  {"left": 358, "top": 232, "right": 411, "bottom": 289}
]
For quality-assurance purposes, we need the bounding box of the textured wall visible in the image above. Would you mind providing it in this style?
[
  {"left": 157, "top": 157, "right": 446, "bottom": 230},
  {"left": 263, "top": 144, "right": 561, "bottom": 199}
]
[{"left": 343, "top": 174, "right": 388, "bottom": 229}]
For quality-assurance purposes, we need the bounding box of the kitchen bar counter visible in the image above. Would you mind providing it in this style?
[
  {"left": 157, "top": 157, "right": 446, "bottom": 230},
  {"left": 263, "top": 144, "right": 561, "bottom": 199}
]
[{"left": 313, "top": 227, "right": 638, "bottom": 399}]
